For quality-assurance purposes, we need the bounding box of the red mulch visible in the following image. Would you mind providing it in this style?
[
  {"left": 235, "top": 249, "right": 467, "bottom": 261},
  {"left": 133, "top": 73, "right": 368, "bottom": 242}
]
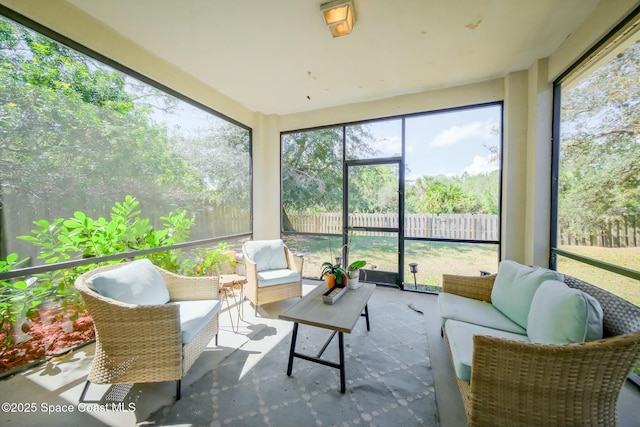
[{"left": 0, "top": 308, "right": 95, "bottom": 374}]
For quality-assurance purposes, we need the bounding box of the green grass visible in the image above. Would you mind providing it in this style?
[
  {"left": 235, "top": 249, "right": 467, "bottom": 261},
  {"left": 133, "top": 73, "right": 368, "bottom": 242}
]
[
  {"left": 558, "top": 245, "right": 640, "bottom": 307},
  {"left": 283, "top": 234, "right": 499, "bottom": 288},
  {"left": 283, "top": 236, "right": 639, "bottom": 307},
  {"left": 283, "top": 235, "right": 343, "bottom": 280},
  {"left": 403, "top": 240, "right": 498, "bottom": 287}
]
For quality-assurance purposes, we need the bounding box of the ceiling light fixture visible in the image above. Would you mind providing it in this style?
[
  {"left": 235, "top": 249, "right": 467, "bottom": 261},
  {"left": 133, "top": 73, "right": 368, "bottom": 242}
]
[{"left": 321, "top": 0, "right": 356, "bottom": 38}]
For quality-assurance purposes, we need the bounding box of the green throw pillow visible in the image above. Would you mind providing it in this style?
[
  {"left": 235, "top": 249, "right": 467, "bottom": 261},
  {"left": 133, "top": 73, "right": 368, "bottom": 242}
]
[
  {"left": 527, "top": 280, "right": 604, "bottom": 344},
  {"left": 490, "top": 260, "right": 563, "bottom": 329}
]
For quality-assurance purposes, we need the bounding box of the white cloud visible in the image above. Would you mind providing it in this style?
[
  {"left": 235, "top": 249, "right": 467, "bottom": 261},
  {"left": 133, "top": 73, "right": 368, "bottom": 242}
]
[
  {"left": 430, "top": 120, "right": 496, "bottom": 147},
  {"left": 373, "top": 136, "right": 402, "bottom": 156},
  {"left": 462, "top": 155, "right": 499, "bottom": 175}
]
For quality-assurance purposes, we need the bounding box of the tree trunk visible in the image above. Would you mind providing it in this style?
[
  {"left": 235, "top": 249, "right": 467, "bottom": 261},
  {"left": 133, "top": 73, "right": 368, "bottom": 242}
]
[{"left": 282, "top": 208, "right": 295, "bottom": 232}]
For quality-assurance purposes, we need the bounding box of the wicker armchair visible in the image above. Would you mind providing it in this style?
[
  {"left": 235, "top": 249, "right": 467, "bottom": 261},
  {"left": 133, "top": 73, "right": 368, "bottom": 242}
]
[
  {"left": 442, "top": 273, "right": 640, "bottom": 427},
  {"left": 242, "top": 239, "right": 303, "bottom": 315},
  {"left": 75, "top": 261, "right": 220, "bottom": 401}
]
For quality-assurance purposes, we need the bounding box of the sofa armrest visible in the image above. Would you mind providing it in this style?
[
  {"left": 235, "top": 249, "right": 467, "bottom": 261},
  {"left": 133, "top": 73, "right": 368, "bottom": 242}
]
[
  {"left": 442, "top": 273, "right": 496, "bottom": 302},
  {"left": 157, "top": 268, "right": 219, "bottom": 301},
  {"left": 467, "top": 331, "right": 640, "bottom": 427}
]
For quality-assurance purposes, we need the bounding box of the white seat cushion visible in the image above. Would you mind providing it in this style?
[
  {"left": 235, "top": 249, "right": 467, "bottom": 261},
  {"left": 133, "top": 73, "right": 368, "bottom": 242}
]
[
  {"left": 175, "top": 299, "right": 221, "bottom": 344},
  {"left": 439, "top": 292, "right": 526, "bottom": 334},
  {"left": 86, "top": 259, "right": 170, "bottom": 305},
  {"left": 257, "top": 269, "right": 301, "bottom": 288},
  {"left": 445, "top": 319, "right": 530, "bottom": 382}
]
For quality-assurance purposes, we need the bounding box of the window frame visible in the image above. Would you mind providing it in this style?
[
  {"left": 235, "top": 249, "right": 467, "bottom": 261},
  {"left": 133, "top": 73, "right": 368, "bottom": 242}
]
[
  {"left": 550, "top": 4, "right": 640, "bottom": 285},
  {"left": 280, "top": 102, "right": 504, "bottom": 288}
]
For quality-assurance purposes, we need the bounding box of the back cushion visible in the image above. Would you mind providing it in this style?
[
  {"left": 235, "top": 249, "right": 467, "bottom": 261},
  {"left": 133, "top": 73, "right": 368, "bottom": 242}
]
[
  {"left": 86, "top": 258, "right": 170, "bottom": 305},
  {"left": 527, "top": 280, "right": 604, "bottom": 344},
  {"left": 491, "top": 260, "right": 564, "bottom": 329},
  {"left": 244, "top": 239, "right": 289, "bottom": 272}
]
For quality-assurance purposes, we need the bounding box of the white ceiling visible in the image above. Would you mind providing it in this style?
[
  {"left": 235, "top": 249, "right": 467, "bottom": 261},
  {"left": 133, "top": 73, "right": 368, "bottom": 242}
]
[{"left": 65, "top": 0, "right": 599, "bottom": 115}]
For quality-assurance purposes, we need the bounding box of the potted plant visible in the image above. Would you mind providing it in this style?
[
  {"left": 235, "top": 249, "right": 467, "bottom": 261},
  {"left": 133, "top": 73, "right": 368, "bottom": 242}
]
[
  {"left": 320, "top": 262, "right": 348, "bottom": 288},
  {"left": 347, "top": 260, "right": 366, "bottom": 289}
]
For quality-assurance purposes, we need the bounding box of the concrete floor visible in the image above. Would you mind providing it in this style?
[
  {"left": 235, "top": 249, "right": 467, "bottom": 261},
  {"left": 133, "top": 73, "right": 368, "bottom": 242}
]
[{"left": 0, "top": 281, "right": 638, "bottom": 426}]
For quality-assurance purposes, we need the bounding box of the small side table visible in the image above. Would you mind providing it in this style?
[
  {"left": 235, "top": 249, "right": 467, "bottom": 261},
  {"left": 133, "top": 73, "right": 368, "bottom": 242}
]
[{"left": 219, "top": 274, "right": 247, "bottom": 333}]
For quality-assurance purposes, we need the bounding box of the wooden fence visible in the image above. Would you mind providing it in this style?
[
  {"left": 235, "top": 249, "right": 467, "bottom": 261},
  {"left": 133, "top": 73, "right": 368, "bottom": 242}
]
[
  {"left": 190, "top": 206, "right": 250, "bottom": 240},
  {"left": 3, "top": 204, "right": 250, "bottom": 265},
  {"left": 558, "top": 216, "right": 639, "bottom": 248},
  {"left": 287, "top": 213, "right": 500, "bottom": 240},
  {"left": 288, "top": 212, "right": 640, "bottom": 248}
]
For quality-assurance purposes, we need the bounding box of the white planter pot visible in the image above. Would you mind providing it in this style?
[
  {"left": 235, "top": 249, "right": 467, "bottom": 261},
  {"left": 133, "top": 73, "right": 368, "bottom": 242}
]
[{"left": 347, "top": 271, "right": 362, "bottom": 289}]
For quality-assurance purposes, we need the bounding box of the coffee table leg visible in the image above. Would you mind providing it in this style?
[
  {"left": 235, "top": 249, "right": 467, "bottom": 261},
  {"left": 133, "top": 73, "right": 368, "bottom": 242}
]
[
  {"left": 287, "top": 322, "right": 299, "bottom": 376},
  {"left": 339, "top": 332, "right": 345, "bottom": 393}
]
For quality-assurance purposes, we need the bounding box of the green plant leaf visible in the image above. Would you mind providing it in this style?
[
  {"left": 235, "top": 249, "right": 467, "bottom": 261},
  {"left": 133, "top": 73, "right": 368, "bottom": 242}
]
[
  {"left": 57, "top": 235, "right": 73, "bottom": 244},
  {"left": 12, "top": 281, "right": 27, "bottom": 290},
  {"left": 348, "top": 260, "right": 366, "bottom": 270},
  {"left": 63, "top": 219, "right": 83, "bottom": 228}
]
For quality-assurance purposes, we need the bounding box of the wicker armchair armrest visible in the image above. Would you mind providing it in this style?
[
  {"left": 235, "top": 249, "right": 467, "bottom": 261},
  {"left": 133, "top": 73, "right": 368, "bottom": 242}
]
[
  {"left": 76, "top": 284, "right": 183, "bottom": 383},
  {"left": 157, "top": 268, "right": 219, "bottom": 301},
  {"left": 244, "top": 256, "right": 258, "bottom": 286},
  {"left": 285, "top": 247, "right": 304, "bottom": 274},
  {"left": 79, "top": 285, "right": 181, "bottom": 344},
  {"left": 467, "top": 331, "right": 640, "bottom": 427},
  {"left": 442, "top": 274, "right": 496, "bottom": 302}
]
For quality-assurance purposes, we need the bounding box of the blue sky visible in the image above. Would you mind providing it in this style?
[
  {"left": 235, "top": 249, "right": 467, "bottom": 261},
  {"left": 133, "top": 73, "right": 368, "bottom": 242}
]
[
  {"left": 152, "top": 90, "right": 502, "bottom": 182},
  {"left": 366, "top": 104, "right": 502, "bottom": 180}
]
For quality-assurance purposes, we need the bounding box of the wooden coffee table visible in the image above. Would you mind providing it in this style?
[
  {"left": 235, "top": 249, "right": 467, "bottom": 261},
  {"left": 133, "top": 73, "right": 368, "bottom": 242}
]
[{"left": 278, "top": 283, "right": 375, "bottom": 393}]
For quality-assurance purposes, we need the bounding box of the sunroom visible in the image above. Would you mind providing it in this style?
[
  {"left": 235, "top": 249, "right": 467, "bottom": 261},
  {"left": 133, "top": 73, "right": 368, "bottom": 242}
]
[{"left": 0, "top": 1, "right": 639, "bottom": 426}]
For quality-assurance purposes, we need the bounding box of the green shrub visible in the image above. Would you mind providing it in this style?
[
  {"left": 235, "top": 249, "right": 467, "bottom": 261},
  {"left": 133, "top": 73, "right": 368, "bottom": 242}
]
[
  {"left": 1, "top": 196, "right": 196, "bottom": 359},
  {"left": 180, "top": 242, "right": 234, "bottom": 277}
]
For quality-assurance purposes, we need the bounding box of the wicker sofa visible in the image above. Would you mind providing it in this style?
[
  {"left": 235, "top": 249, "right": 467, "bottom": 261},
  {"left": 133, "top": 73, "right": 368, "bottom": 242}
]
[
  {"left": 75, "top": 259, "right": 220, "bottom": 401},
  {"left": 439, "top": 261, "right": 640, "bottom": 427}
]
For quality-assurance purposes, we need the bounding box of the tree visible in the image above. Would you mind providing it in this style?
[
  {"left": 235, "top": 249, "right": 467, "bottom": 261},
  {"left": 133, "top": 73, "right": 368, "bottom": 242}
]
[
  {"left": 410, "top": 177, "right": 475, "bottom": 214},
  {"left": 348, "top": 164, "right": 398, "bottom": 213},
  {"left": 0, "top": 17, "right": 251, "bottom": 261},
  {"left": 405, "top": 172, "right": 498, "bottom": 214},
  {"left": 0, "top": 25, "right": 189, "bottom": 259},
  {"left": 282, "top": 127, "right": 343, "bottom": 215},
  {"left": 176, "top": 123, "right": 251, "bottom": 208},
  {"left": 559, "top": 40, "right": 640, "bottom": 237},
  {"left": 281, "top": 126, "right": 375, "bottom": 214}
]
